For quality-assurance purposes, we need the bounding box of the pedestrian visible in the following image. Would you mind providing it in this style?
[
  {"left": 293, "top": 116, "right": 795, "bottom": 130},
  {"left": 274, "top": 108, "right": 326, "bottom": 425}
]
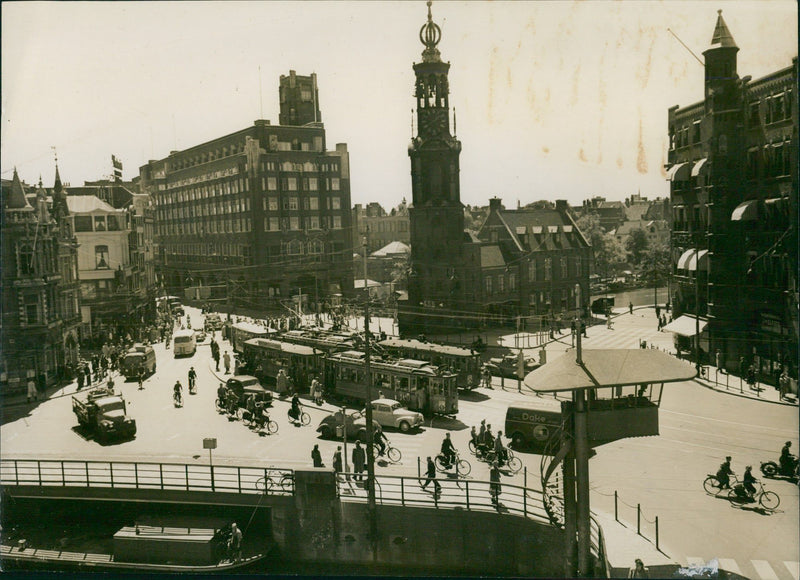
[
  {"left": 628, "top": 558, "right": 649, "bottom": 578},
  {"left": 655, "top": 305, "right": 661, "bottom": 319},
  {"left": 107, "top": 376, "right": 115, "bottom": 392},
  {"left": 276, "top": 369, "right": 288, "bottom": 396},
  {"left": 76, "top": 366, "right": 85, "bottom": 391},
  {"left": 137, "top": 368, "right": 144, "bottom": 390},
  {"left": 352, "top": 441, "right": 366, "bottom": 482},
  {"left": 606, "top": 313, "right": 613, "bottom": 330},
  {"left": 223, "top": 351, "right": 231, "bottom": 374},
  {"left": 629, "top": 302, "right": 634, "bottom": 315},
  {"left": 421, "top": 456, "right": 441, "bottom": 495},
  {"left": 26, "top": 378, "right": 38, "bottom": 403},
  {"left": 228, "top": 522, "right": 242, "bottom": 563},
  {"left": 746, "top": 364, "right": 757, "bottom": 390},
  {"left": 482, "top": 366, "right": 492, "bottom": 389},
  {"left": 333, "top": 446, "right": 343, "bottom": 480},
  {"left": 490, "top": 460, "right": 502, "bottom": 505},
  {"left": 779, "top": 368, "right": 790, "bottom": 400},
  {"left": 312, "top": 444, "right": 324, "bottom": 468}
]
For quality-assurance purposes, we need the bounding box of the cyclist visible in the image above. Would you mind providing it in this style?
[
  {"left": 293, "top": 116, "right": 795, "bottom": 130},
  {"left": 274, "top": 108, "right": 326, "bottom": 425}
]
[
  {"left": 245, "top": 393, "right": 256, "bottom": 420},
  {"left": 440, "top": 432, "right": 456, "bottom": 468},
  {"left": 188, "top": 366, "right": 197, "bottom": 393},
  {"left": 254, "top": 399, "right": 270, "bottom": 430},
  {"left": 173, "top": 380, "right": 183, "bottom": 406},
  {"left": 716, "top": 456, "right": 734, "bottom": 489},
  {"left": 289, "top": 393, "right": 302, "bottom": 424},
  {"left": 374, "top": 427, "right": 388, "bottom": 456},
  {"left": 470, "top": 426, "right": 479, "bottom": 451},
  {"left": 494, "top": 430, "right": 508, "bottom": 467},
  {"left": 742, "top": 465, "right": 757, "bottom": 500}
]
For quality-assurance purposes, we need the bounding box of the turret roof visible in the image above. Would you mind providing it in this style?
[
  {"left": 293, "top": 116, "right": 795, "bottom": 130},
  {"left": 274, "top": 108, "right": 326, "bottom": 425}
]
[
  {"left": 4, "top": 168, "right": 33, "bottom": 210},
  {"left": 709, "top": 9, "right": 738, "bottom": 50}
]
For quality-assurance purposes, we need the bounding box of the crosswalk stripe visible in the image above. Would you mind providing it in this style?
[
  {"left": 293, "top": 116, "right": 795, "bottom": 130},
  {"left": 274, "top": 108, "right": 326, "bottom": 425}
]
[
  {"left": 718, "top": 558, "right": 742, "bottom": 576},
  {"left": 784, "top": 561, "right": 800, "bottom": 580},
  {"left": 752, "top": 560, "right": 779, "bottom": 580}
]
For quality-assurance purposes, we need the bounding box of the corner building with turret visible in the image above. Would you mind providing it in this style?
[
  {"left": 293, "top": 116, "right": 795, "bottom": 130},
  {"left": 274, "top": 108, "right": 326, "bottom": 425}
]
[{"left": 667, "top": 11, "right": 797, "bottom": 385}]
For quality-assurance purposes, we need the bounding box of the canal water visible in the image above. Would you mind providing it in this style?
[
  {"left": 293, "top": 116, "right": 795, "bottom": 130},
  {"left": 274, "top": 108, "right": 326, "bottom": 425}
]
[{"left": 597, "top": 286, "right": 668, "bottom": 309}]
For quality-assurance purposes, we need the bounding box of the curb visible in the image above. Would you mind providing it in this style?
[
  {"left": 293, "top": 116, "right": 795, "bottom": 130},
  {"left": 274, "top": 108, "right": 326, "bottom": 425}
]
[{"left": 692, "top": 378, "right": 797, "bottom": 407}]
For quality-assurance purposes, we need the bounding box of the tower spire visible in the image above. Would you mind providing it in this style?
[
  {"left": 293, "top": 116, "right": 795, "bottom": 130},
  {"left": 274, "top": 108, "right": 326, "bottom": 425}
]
[
  {"left": 419, "top": 0, "right": 442, "bottom": 62},
  {"left": 709, "top": 9, "right": 738, "bottom": 50}
]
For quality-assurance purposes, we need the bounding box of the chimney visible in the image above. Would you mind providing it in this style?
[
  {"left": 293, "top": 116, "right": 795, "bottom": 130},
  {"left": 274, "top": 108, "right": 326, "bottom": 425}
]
[
  {"left": 555, "top": 199, "right": 568, "bottom": 212},
  {"left": 489, "top": 197, "right": 503, "bottom": 212}
]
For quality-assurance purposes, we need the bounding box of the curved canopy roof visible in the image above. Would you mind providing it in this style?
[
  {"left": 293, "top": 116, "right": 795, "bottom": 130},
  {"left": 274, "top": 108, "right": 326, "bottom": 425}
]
[{"left": 523, "top": 349, "right": 697, "bottom": 393}]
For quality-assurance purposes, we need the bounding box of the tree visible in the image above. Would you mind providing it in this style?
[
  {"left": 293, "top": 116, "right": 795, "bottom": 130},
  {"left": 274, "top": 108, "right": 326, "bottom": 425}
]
[
  {"left": 625, "top": 227, "right": 650, "bottom": 266},
  {"left": 638, "top": 241, "right": 670, "bottom": 288},
  {"left": 576, "top": 213, "right": 626, "bottom": 278}
]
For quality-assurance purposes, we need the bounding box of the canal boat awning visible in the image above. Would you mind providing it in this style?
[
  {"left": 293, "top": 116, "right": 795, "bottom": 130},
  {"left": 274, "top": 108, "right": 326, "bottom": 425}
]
[
  {"left": 523, "top": 349, "right": 697, "bottom": 393},
  {"left": 661, "top": 314, "right": 707, "bottom": 337}
]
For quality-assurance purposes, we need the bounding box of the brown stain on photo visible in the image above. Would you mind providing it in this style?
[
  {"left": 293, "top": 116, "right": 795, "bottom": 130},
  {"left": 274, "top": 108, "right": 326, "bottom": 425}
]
[{"left": 636, "top": 114, "right": 648, "bottom": 174}]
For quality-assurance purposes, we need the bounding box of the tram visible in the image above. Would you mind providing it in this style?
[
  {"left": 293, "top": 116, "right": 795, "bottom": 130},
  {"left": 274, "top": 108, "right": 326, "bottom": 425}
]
[
  {"left": 230, "top": 321, "right": 275, "bottom": 354},
  {"left": 377, "top": 337, "right": 482, "bottom": 390},
  {"left": 323, "top": 350, "right": 458, "bottom": 416},
  {"left": 240, "top": 338, "right": 321, "bottom": 389},
  {"left": 279, "top": 328, "right": 357, "bottom": 355}
]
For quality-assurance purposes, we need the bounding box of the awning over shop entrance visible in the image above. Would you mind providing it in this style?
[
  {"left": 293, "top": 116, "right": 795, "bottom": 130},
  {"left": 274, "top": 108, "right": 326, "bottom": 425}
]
[
  {"left": 662, "top": 314, "right": 708, "bottom": 337},
  {"left": 666, "top": 162, "right": 691, "bottom": 181},
  {"left": 691, "top": 158, "right": 708, "bottom": 177},
  {"left": 676, "top": 249, "right": 708, "bottom": 271},
  {"left": 677, "top": 249, "right": 695, "bottom": 270},
  {"left": 731, "top": 199, "right": 758, "bottom": 221}
]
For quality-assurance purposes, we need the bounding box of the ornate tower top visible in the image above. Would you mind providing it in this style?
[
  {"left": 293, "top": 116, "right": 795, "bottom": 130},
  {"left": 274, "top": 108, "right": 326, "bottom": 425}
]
[
  {"left": 708, "top": 9, "right": 738, "bottom": 51},
  {"left": 419, "top": 1, "right": 442, "bottom": 63}
]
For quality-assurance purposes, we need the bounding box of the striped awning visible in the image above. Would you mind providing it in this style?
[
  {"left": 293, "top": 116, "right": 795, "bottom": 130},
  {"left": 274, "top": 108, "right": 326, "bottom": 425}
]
[
  {"left": 662, "top": 315, "right": 708, "bottom": 337},
  {"left": 666, "top": 162, "right": 691, "bottom": 181},
  {"left": 677, "top": 249, "right": 709, "bottom": 271},
  {"left": 691, "top": 158, "right": 708, "bottom": 177},
  {"left": 731, "top": 200, "right": 758, "bottom": 221}
]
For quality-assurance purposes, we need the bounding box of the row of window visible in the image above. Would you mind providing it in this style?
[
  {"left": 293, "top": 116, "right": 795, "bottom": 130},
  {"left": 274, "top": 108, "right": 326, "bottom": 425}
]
[
  {"left": 166, "top": 243, "right": 251, "bottom": 258},
  {"left": 15, "top": 240, "right": 60, "bottom": 279},
  {"left": 264, "top": 215, "right": 343, "bottom": 231},
  {"left": 159, "top": 217, "right": 253, "bottom": 236},
  {"left": 528, "top": 256, "right": 583, "bottom": 282},
  {"left": 746, "top": 141, "right": 793, "bottom": 180},
  {"left": 73, "top": 214, "right": 126, "bottom": 233},
  {"left": 262, "top": 195, "right": 341, "bottom": 211}
]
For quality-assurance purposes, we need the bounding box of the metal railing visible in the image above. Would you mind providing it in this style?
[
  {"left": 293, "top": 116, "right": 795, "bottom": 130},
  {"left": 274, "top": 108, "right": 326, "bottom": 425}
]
[
  {"left": 335, "top": 472, "right": 551, "bottom": 525},
  {"left": 0, "top": 458, "right": 293, "bottom": 496}
]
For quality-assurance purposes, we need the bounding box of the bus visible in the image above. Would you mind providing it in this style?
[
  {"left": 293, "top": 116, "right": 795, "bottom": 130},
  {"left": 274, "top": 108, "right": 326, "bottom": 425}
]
[
  {"left": 173, "top": 329, "right": 197, "bottom": 357},
  {"left": 377, "top": 337, "right": 483, "bottom": 390},
  {"left": 324, "top": 350, "right": 458, "bottom": 416},
  {"left": 230, "top": 321, "right": 275, "bottom": 354},
  {"left": 240, "top": 338, "right": 322, "bottom": 389}
]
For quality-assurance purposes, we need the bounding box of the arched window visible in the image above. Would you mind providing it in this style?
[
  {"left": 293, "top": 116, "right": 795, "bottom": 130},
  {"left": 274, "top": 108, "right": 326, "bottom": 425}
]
[
  {"left": 18, "top": 244, "right": 34, "bottom": 276},
  {"left": 95, "top": 245, "right": 110, "bottom": 269}
]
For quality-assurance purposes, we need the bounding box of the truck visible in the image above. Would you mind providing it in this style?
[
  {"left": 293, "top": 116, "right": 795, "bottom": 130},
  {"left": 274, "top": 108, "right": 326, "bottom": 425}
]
[
  {"left": 72, "top": 387, "right": 137, "bottom": 443},
  {"left": 120, "top": 344, "right": 156, "bottom": 380}
]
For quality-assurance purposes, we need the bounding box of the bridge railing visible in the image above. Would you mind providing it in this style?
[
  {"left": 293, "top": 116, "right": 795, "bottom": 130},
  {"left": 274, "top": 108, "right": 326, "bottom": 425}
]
[
  {"left": 0, "top": 458, "right": 294, "bottom": 496},
  {"left": 337, "top": 472, "right": 551, "bottom": 526}
]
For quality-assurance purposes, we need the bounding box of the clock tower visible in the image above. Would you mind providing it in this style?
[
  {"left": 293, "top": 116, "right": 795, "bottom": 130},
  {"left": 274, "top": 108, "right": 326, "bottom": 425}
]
[{"left": 402, "top": 1, "right": 468, "bottom": 334}]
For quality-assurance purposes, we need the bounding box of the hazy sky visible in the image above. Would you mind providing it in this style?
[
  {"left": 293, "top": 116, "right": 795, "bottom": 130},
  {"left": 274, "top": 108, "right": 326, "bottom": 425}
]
[{"left": 2, "top": 1, "right": 796, "bottom": 209}]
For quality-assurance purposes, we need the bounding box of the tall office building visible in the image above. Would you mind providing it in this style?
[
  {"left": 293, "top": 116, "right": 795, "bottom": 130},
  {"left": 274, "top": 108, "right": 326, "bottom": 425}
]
[{"left": 139, "top": 71, "right": 354, "bottom": 311}]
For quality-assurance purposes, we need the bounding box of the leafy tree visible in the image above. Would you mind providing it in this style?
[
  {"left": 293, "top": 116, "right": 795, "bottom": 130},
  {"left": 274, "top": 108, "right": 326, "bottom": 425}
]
[
  {"left": 638, "top": 240, "right": 670, "bottom": 287},
  {"left": 625, "top": 227, "right": 650, "bottom": 266},
  {"left": 575, "top": 213, "right": 626, "bottom": 278}
]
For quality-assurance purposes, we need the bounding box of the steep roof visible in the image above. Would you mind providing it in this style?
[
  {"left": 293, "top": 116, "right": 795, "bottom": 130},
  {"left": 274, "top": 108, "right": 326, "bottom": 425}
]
[
  {"left": 4, "top": 168, "right": 33, "bottom": 210},
  {"left": 480, "top": 245, "right": 506, "bottom": 268},
  {"left": 709, "top": 10, "right": 738, "bottom": 50},
  {"left": 371, "top": 241, "right": 410, "bottom": 257}
]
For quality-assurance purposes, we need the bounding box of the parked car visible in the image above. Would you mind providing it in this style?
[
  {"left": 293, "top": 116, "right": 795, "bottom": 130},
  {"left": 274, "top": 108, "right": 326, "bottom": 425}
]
[
  {"left": 484, "top": 354, "right": 539, "bottom": 379},
  {"left": 362, "top": 398, "right": 423, "bottom": 432},
  {"left": 226, "top": 375, "right": 272, "bottom": 407},
  {"left": 316, "top": 409, "right": 380, "bottom": 442}
]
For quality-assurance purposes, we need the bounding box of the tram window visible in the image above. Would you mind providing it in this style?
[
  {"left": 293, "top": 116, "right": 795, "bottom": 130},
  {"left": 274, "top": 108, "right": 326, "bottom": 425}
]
[
  {"left": 397, "top": 376, "right": 409, "bottom": 391},
  {"left": 417, "top": 377, "right": 429, "bottom": 391}
]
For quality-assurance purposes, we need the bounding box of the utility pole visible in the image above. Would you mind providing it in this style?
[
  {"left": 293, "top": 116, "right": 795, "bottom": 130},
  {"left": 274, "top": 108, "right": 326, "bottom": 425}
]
[
  {"left": 573, "top": 320, "right": 591, "bottom": 576},
  {"left": 695, "top": 247, "right": 701, "bottom": 374},
  {"left": 362, "top": 235, "right": 378, "bottom": 561}
]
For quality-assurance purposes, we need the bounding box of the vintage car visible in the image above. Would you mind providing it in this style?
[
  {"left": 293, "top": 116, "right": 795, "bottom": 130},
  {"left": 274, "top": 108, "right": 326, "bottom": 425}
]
[
  {"left": 205, "top": 313, "right": 223, "bottom": 331},
  {"left": 362, "top": 398, "right": 423, "bottom": 432},
  {"left": 484, "top": 354, "right": 539, "bottom": 379},
  {"left": 316, "top": 410, "right": 380, "bottom": 442},
  {"left": 226, "top": 375, "right": 273, "bottom": 407}
]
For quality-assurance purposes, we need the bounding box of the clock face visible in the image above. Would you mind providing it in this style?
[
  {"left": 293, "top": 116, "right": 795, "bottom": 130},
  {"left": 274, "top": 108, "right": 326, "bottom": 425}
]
[{"left": 420, "top": 109, "right": 447, "bottom": 136}]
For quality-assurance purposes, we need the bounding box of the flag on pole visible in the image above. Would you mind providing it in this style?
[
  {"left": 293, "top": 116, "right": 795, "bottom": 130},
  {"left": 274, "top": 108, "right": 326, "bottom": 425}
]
[{"left": 112, "top": 155, "right": 123, "bottom": 182}]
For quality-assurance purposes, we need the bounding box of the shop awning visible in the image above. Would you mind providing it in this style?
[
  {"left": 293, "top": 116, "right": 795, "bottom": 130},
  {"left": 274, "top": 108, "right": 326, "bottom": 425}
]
[
  {"left": 666, "top": 162, "right": 691, "bottom": 181},
  {"left": 662, "top": 315, "right": 708, "bottom": 337},
  {"left": 686, "top": 249, "right": 709, "bottom": 271},
  {"left": 732, "top": 199, "right": 758, "bottom": 221},
  {"left": 677, "top": 249, "right": 695, "bottom": 270},
  {"left": 691, "top": 158, "right": 708, "bottom": 177}
]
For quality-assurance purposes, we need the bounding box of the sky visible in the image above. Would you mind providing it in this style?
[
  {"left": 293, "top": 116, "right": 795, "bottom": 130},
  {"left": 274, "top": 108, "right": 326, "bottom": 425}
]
[{"left": 2, "top": 1, "right": 797, "bottom": 209}]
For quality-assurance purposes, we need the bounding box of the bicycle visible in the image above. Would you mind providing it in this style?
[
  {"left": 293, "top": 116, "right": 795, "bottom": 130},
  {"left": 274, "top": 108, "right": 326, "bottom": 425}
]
[
  {"left": 435, "top": 450, "right": 471, "bottom": 476},
  {"left": 243, "top": 409, "right": 279, "bottom": 434},
  {"left": 703, "top": 473, "right": 739, "bottom": 495},
  {"left": 728, "top": 480, "right": 780, "bottom": 510},
  {"left": 481, "top": 447, "right": 522, "bottom": 474},
  {"left": 255, "top": 470, "right": 294, "bottom": 493},
  {"left": 372, "top": 442, "right": 402, "bottom": 463},
  {"left": 173, "top": 390, "right": 183, "bottom": 407},
  {"left": 288, "top": 408, "right": 311, "bottom": 426}
]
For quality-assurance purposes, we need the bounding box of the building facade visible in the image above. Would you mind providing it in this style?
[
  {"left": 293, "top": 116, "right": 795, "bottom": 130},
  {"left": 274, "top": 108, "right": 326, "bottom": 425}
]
[
  {"left": 667, "top": 11, "right": 797, "bottom": 382},
  {"left": 139, "top": 72, "right": 354, "bottom": 312},
  {"left": 1, "top": 169, "right": 81, "bottom": 394},
  {"left": 476, "top": 198, "right": 592, "bottom": 322},
  {"left": 352, "top": 201, "right": 410, "bottom": 254}
]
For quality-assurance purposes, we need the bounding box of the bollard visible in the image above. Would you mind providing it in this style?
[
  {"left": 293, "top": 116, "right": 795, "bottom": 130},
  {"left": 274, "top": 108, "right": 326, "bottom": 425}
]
[
  {"left": 637, "top": 503, "right": 641, "bottom": 535},
  {"left": 655, "top": 516, "right": 659, "bottom": 551}
]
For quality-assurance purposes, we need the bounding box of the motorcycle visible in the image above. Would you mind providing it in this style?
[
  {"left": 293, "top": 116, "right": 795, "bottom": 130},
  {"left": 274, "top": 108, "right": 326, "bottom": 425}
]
[{"left": 760, "top": 455, "right": 799, "bottom": 479}]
